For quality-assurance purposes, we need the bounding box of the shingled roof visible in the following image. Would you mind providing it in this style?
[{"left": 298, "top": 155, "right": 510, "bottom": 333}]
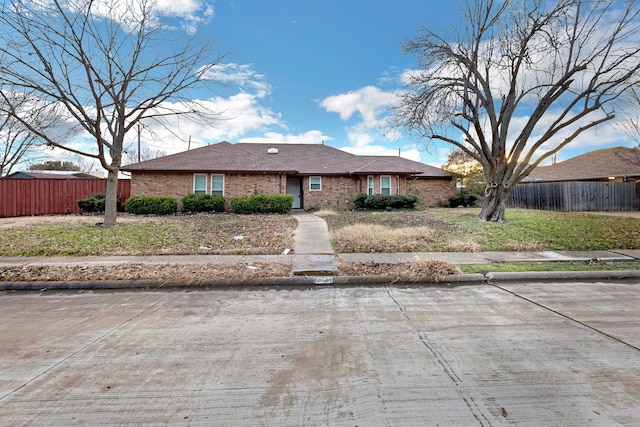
[
  {"left": 122, "top": 141, "right": 451, "bottom": 178},
  {"left": 524, "top": 147, "right": 640, "bottom": 182}
]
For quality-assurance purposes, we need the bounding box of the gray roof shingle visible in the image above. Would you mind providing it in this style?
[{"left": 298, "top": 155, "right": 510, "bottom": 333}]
[
  {"left": 524, "top": 147, "right": 640, "bottom": 182},
  {"left": 122, "top": 141, "right": 451, "bottom": 178}
]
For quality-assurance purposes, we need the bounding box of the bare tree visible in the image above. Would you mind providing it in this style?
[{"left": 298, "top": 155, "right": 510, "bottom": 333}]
[
  {"left": 0, "top": 93, "right": 55, "bottom": 176},
  {"left": 0, "top": 0, "right": 224, "bottom": 227},
  {"left": 0, "top": 114, "right": 40, "bottom": 177},
  {"left": 123, "top": 146, "right": 167, "bottom": 165},
  {"left": 614, "top": 86, "right": 640, "bottom": 166},
  {"left": 443, "top": 148, "right": 485, "bottom": 193},
  {"left": 396, "top": 0, "right": 640, "bottom": 221}
]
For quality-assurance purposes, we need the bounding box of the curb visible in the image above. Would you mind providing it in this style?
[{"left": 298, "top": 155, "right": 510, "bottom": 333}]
[
  {"left": 3, "top": 271, "right": 639, "bottom": 292},
  {"left": 486, "top": 270, "right": 640, "bottom": 282},
  {"left": 0, "top": 274, "right": 487, "bottom": 291}
]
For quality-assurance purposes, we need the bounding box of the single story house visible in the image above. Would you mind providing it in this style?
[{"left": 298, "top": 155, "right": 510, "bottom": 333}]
[
  {"left": 121, "top": 141, "right": 455, "bottom": 210},
  {"left": 523, "top": 147, "right": 640, "bottom": 183}
]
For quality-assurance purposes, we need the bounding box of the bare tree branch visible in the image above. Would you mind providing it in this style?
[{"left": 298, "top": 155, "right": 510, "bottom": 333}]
[
  {"left": 396, "top": 0, "right": 640, "bottom": 221},
  {"left": 0, "top": 0, "right": 226, "bottom": 227}
]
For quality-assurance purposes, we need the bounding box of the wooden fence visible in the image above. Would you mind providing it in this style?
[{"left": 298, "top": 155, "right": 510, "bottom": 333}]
[
  {"left": 0, "top": 178, "right": 131, "bottom": 218},
  {"left": 507, "top": 181, "right": 640, "bottom": 212}
]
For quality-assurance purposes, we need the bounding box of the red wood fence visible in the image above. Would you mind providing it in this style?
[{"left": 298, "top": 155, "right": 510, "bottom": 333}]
[{"left": 0, "top": 179, "right": 131, "bottom": 218}]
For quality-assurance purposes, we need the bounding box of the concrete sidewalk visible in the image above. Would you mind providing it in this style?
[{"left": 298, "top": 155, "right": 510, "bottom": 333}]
[{"left": 1, "top": 249, "right": 639, "bottom": 268}]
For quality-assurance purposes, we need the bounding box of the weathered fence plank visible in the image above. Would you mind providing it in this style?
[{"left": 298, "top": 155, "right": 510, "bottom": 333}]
[
  {"left": 0, "top": 179, "right": 131, "bottom": 218},
  {"left": 507, "top": 181, "right": 640, "bottom": 211}
]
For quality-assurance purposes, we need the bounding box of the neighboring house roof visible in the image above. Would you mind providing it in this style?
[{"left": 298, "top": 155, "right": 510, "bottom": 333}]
[
  {"left": 4, "top": 170, "right": 101, "bottom": 179},
  {"left": 524, "top": 147, "right": 640, "bottom": 182},
  {"left": 122, "top": 141, "right": 452, "bottom": 178}
]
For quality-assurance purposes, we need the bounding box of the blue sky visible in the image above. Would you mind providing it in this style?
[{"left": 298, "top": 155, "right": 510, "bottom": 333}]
[
  {"left": 143, "top": 0, "right": 462, "bottom": 166},
  {"left": 43, "top": 0, "right": 636, "bottom": 168}
]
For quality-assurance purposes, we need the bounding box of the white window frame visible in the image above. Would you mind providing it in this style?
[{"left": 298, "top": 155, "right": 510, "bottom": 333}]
[
  {"left": 194, "top": 174, "right": 208, "bottom": 194},
  {"left": 367, "top": 175, "right": 374, "bottom": 195},
  {"left": 380, "top": 176, "right": 391, "bottom": 195},
  {"left": 309, "top": 176, "right": 322, "bottom": 191},
  {"left": 210, "top": 174, "right": 224, "bottom": 196},
  {"left": 380, "top": 175, "right": 393, "bottom": 196}
]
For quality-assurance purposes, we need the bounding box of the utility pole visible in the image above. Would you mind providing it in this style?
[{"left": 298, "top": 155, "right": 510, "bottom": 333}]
[{"left": 137, "top": 123, "right": 141, "bottom": 163}]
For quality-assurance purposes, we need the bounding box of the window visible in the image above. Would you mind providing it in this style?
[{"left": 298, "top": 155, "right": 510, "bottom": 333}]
[
  {"left": 211, "top": 174, "right": 224, "bottom": 196},
  {"left": 194, "top": 174, "right": 207, "bottom": 194},
  {"left": 309, "top": 176, "right": 321, "bottom": 191},
  {"left": 367, "top": 176, "right": 374, "bottom": 195},
  {"left": 380, "top": 176, "right": 391, "bottom": 195}
]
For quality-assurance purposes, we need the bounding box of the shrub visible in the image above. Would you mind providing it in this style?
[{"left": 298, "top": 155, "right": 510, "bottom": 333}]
[
  {"left": 352, "top": 193, "right": 419, "bottom": 210},
  {"left": 182, "top": 194, "right": 225, "bottom": 213},
  {"left": 125, "top": 196, "right": 177, "bottom": 215},
  {"left": 448, "top": 191, "right": 480, "bottom": 208},
  {"left": 77, "top": 193, "right": 125, "bottom": 213},
  {"left": 230, "top": 194, "right": 294, "bottom": 214},
  {"left": 354, "top": 193, "right": 368, "bottom": 210}
]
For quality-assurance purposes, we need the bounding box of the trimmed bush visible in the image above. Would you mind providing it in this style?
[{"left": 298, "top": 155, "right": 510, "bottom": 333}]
[
  {"left": 125, "top": 196, "right": 177, "bottom": 215},
  {"left": 448, "top": 191, "right": 480, "bottom": 208},
  {"left": 77, "top": 193, "right": 125, "bottom": 213},
  {"left": 182, "top": 194, "right": 225, "bottom": 213},
  {"left": 230, "top": 194, "right": 294, "bottom": 214},
  {"left": 353, "top": 193, "right": 419, "bottom": 210},
  {"left": 353, "top": 193, "right": 368, "bottom": 210}
]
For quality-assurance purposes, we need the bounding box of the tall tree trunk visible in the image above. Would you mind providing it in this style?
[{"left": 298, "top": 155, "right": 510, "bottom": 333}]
[
  {"left": 479, "top": 185, "right": 511, "bottom": 222},
  {"left": 103, "top": 169, "right": 119, "bottom": 228}
]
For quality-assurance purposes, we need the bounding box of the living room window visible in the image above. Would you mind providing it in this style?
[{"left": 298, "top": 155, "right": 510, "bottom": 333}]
[
  {"left": 194, "top": 174, "right": 208, "bottom": 194},
  {"left": 380, "top": 176, "right": 391, "bottom": 195},
  {"left": 309, "top": 176, "right": 321, "bottom": 191},
  {"left": 211, "top": 174, "right": 224, "bottom": 196}
]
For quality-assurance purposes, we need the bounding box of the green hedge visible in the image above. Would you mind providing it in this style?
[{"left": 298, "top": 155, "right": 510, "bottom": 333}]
[
  {"left": 230, "top": 194, "right": 294, "bottom": 214},
  {"left": 353, "top": 193, "right": 419, "bottom": 210},
  {"left": 182, "top": 194, "right": 225, "bottom": 213},
  {"left": 77, "top": 193, "right": 125, "bottom": 213},
  {"left": 125, "top": 196, "right": 177, "bottom": 215},
  {"left": 448, "top": 191, "right": 480, "bottom": 208}
]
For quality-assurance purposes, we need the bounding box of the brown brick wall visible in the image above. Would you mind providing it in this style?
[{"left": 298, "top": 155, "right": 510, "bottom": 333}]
[
  {"left": 302, "top": 176, "right": 360, "bottom": 210},
  {"left": 131, "top": 172, "right": 286, "bottom": 208},
  {"left": 130, "top": 172, "right": 455, "bottom": 210},
  {"left": 407, "top": 178, "right": 456, "bottom": 207},
  {"left": 225, "top": 173, "right": 284, "bottom": 197}
]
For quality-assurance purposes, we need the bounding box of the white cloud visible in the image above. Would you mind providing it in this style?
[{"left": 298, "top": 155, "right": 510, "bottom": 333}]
[
  {"left": 64, "top": 0, "right": 215, "bottom": 34},
  {"left": 201, "top": 63, "right": 271, "bottom": 97},
  {"left": 320, "top": 86, "right": 398, "bottom": 148},
  {"left": 240, "top": 130, "right": 333, "bottom": 145}
]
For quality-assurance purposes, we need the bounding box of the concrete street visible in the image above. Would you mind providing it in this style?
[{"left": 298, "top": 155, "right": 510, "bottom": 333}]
[{"left": 1, "top": 281, "right": 639, "bottom": 426}]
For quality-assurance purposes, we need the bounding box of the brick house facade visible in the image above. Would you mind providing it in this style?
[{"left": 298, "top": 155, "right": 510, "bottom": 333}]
[{"left": 123, "top": 142, "right": 455, "bottom": 210}]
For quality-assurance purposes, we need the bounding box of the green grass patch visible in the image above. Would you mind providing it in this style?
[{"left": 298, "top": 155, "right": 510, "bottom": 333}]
[
  {"left": 461, "top": 261, "right": 640, "bottom": 275},
  {"left": 319, "top": 208, "right": 640, "bottom": 253},
  {"left": 0, "top": 214, "right": 296, "bottom": 256}
]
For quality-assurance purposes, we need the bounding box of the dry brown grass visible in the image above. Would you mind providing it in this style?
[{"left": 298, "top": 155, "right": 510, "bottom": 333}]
[
  {"left": 411, "top": 258, "right": 460, "bottom": 282},
  {"left": 501, "top": 240, "right": 542, "bottom": 252},
  {"left": 330, "top": 224, "right": 433, "bottom": 252},
  {"left": 314, "top": 209, "right": 338, "bottom": 217},
  {"left": 444, "top": 239, "right": 481, "bottom": 252}
]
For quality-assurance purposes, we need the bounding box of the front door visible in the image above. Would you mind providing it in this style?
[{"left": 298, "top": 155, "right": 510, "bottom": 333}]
[{"left": 286, "top": 177, "right": 302, "bottom": 209}]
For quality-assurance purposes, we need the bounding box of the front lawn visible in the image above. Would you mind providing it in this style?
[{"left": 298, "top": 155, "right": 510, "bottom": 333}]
[
  {"left": 0, "top": 214, "right": 297, "bottom": 256},
  {"left": 317, "top": 208, "right": 640, "bottom": 253}
]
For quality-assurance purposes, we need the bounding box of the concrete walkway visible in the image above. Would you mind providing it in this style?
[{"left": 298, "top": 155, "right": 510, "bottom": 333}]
[{"left": 290, "top": 213, "right": 339, "bottom": 276}]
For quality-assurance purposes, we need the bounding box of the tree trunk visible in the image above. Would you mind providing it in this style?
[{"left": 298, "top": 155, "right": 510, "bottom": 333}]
[
  {"left": 479, "top": 185, "right": 511, "bottom": 222},
  {"left": 103, "top": 169, "right": 119, "bottom": 228}
]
